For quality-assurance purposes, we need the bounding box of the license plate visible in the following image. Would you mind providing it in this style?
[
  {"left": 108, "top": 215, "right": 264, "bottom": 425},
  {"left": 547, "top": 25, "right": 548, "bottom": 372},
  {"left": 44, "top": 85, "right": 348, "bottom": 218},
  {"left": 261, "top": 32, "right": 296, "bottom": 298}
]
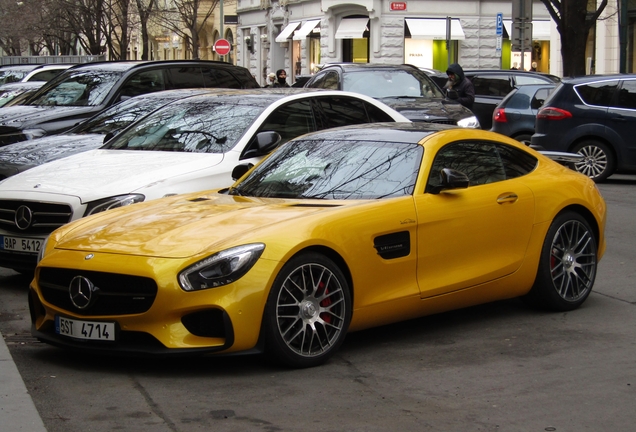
[
  {"left": 55, "top": 316, "right": 116, "bottom": 341},
  {"left": 0, "top": 235, "right": 43, "bottom": 253}
]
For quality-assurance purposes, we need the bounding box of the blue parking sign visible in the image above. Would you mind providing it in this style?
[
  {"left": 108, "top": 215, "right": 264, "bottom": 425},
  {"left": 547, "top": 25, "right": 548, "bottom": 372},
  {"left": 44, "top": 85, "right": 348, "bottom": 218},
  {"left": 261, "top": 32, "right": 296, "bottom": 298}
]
[{"left": 496, "top": 12, "right": 503, "bottom": 36}]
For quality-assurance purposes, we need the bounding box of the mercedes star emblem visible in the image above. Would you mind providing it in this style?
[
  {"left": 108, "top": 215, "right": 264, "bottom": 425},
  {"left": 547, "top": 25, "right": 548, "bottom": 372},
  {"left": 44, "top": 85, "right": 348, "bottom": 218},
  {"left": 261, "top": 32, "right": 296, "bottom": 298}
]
[
  {"left": 69, "top": 276, "right": 97, "bottom": 310},
  {"left": 15, "top": 205, "right": 33, "bottom": 230}
]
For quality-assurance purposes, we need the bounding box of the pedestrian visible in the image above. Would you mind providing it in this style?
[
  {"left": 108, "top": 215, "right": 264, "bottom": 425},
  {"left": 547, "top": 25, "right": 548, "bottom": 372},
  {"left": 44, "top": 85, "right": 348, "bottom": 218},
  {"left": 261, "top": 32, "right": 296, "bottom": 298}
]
[
  {"left": 264, "top": 72, "right": 276, "bottom": 88},
  {"left": 273, "top": 69, "right": 290, "bottom": 88},
  {"left": 444, "top": 63, "right": 475, "bottom": 109},
  {"left": 530, "top": 62, "right": 538, "bottom": 72}
]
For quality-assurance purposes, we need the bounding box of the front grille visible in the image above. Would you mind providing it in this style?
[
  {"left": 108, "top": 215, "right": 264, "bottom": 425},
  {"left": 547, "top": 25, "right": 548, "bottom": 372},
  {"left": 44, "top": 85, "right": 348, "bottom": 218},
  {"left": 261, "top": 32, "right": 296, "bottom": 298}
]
[
  {"left": 38, "top": 267, "right": 158, "bottom": 316},
  {"left": 0, "top": 200, "right": 73, "bottom": 234}
]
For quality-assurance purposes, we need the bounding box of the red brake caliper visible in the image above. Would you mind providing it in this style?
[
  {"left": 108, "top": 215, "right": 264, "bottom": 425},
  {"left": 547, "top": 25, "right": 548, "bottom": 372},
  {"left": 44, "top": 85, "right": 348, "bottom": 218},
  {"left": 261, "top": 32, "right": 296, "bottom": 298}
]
[{"left": 319, "top": 281, "right": 332, "bottom": 323}]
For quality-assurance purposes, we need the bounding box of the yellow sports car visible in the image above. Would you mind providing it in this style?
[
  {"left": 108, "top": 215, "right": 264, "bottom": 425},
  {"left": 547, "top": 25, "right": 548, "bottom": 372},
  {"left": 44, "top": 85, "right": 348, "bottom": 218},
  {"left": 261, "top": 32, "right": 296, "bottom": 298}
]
[{"left": 30, "top": 123, "right": 606, "bottom": 368}]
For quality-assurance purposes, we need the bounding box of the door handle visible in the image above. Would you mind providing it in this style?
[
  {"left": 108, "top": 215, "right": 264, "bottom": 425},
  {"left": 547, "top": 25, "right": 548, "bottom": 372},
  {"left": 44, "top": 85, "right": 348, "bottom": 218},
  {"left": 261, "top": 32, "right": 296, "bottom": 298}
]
[{"left": 497, "top": 193, "right": 518, "bottom": 204}]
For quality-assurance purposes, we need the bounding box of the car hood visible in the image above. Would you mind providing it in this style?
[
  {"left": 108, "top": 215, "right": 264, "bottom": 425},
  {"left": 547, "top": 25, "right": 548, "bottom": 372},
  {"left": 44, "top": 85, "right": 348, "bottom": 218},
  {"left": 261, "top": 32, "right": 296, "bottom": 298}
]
[
  {"left": 378, "top": 97, "right": 474, "bottom": 122},
  {"left": 0, "top": 133, "right": 104, "bottom": 166},
  {"left": 0, "top": 105, "right": 97, "bottom": 129},
  {"left": 0, "top": 149, "right": 225, "bottom": 201},
  {"left": 54, "top": 193, "right": 355, "bottom": 258}
]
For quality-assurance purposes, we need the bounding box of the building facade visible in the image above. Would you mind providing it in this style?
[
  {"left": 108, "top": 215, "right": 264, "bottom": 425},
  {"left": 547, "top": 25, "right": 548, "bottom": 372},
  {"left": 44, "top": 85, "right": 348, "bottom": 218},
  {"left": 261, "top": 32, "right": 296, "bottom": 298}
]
[{"left": 237, "top": 0, "right": 558, "bottom": 86}]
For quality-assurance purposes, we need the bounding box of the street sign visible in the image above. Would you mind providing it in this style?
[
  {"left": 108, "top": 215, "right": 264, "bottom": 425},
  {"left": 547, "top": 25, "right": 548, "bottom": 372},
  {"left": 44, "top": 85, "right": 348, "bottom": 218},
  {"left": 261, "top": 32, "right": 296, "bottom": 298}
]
[
  {"left": 496, "top": 12, "right": 503, "bottom": 36},
  {"left": 213, "top": 39, "right": 231, "bottom": 56}
]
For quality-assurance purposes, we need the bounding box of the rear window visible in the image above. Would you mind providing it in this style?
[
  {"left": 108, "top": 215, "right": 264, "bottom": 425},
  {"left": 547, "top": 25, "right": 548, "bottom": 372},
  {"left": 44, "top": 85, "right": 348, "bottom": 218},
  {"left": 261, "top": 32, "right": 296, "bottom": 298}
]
[
  {"left": 471, "top": 75, "right": 513, "bottom": 97},
  {"left": 574, "top": 80, "right": 618, "bottom": 107}
]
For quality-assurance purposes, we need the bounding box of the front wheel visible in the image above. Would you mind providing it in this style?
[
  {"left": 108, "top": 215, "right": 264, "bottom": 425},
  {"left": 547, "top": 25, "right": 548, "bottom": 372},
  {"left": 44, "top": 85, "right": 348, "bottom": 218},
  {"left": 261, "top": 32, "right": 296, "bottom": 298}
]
[
  {"left": 263, "top": 252, "right": 351, "bottom": 368},
  {"left": 572, "top": 140, "right": 615, "bottom": 182},
  {"left": 525, "top": 211, "right": 597, "bottom": 311}
]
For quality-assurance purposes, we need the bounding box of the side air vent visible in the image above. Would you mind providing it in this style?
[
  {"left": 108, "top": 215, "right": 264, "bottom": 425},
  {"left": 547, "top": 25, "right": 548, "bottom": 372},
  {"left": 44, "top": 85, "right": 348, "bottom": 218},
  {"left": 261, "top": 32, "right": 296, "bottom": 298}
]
[{"left": 373, "top": 231, "right": 410, "bottom": 259}]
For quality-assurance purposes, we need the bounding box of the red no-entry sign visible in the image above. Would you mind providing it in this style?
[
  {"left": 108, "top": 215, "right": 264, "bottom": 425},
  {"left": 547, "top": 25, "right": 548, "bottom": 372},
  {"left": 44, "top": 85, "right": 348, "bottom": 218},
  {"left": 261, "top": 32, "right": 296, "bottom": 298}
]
[{"left": 214, "top": 39, "right": 231, "bottom": 56}]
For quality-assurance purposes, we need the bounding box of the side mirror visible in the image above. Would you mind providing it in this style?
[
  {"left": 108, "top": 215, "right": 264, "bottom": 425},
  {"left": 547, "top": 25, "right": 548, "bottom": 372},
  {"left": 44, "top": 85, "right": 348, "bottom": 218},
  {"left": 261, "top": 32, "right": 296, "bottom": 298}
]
[
  {"left": 428, "top": 168, "right": 470, "bottom": 194},
  {"left": 232, "top": 163, "right": 254, "bottom": 181},
  {"left": 103, "top": 131, "right": 116, "bottom": 143},
  {"left": 242, "top": 131, "right": 282, "bottom": 159}
]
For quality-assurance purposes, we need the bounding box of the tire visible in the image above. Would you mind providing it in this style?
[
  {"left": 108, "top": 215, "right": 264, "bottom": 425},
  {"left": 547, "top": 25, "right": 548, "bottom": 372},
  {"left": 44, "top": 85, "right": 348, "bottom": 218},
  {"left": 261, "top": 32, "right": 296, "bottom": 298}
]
[
  {"left": 525, "top": 211, "right": 597, "bottom": 311},
  {"left": 263, "top": 252, "right": 351, "bottom": 368},
  {"left": 572, "top": 140, "right": 615, "bottom": 182},
  {"left": 514, "top": 134, "right": 532, "bottom": 146}
]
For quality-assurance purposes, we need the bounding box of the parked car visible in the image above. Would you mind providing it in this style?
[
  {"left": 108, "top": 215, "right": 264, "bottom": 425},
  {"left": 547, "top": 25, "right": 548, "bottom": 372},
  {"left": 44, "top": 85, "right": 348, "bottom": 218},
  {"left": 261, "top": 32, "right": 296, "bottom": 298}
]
[
  {"left": 0, "top": 88, "right": 410, "bottom": 272},
  {"left": 490, "top": 83, "right": 556, "bottom": 144},
  {"left": 0, "top": 60, "right": 260, "bottom": 146},
  {"left": 0, "top": 82, "right": 45, "bottom": 108},
  {"left": 29, "top": 122, "right": 606, "bottom": 367},
  {"left": 0, "top": 89, "right": 210, "bottom": 179},
  {"left": 531, "top": 74, "right": 636, "bottom": 182},
  {"left": 0, "top": 64, "right": 73, "bottom": 85},
  {"left": 304, "top": 63, "right": 480, "bottom": 128},
  {"left": 429, "top": 69, "right": 561, "bottom": 129}
]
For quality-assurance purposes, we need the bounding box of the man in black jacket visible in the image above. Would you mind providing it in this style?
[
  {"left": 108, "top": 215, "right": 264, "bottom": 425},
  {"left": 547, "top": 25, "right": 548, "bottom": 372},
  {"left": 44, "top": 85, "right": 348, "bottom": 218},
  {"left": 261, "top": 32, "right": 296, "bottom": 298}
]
[{"left": 444, "top": 63, "right": 475, "bottom": 110}]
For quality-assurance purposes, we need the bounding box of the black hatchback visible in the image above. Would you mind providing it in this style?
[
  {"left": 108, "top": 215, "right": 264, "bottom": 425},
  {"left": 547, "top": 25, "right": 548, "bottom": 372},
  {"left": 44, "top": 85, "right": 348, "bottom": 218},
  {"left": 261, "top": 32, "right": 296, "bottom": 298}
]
[
  {"left": 304, "top": 63, "right": 480, "bottom": 128},
  {"left": 531, "top": 75, "right": 636, "bottom": 182}
]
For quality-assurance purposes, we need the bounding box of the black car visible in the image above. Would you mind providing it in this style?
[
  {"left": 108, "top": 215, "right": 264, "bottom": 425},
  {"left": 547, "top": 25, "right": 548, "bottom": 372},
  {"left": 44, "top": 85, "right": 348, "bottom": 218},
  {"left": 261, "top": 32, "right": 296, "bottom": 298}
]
[
  {"left": 532, "top": 74, "right": 636, "bottom": 182},
  {"left": 304, "top": 63, "right": 479, "bottom": 128},
  {"left": 490, "top": 83, "right": 556, "bottom": 144},
  {"left": 0, "top": 60, "right": 259, "bottom": 146},
  {"left": 430, "top": 69, "right": 561, "bottom": 130}
]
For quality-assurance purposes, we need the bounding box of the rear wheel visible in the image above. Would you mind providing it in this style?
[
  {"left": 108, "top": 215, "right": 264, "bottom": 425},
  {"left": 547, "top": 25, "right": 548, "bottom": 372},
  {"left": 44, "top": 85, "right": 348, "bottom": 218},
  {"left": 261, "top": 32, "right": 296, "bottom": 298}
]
[
  {"left": 514, "top": 133, "right": 532, "bottom": 146},
  {"left": 525, "top": 211, "right": 597, "bottom": 311},
  {"left": 572, "top": 140, "right": 615, "bottom": 182},
  {"left": 263, "top": 252, "right": 351, "bottom": 368}
]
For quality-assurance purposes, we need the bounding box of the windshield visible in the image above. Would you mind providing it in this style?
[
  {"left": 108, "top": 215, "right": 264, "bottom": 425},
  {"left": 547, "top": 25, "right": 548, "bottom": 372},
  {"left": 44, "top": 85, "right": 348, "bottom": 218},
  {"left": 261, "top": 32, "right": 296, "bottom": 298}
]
[
  {"left": 233, "top": 138, "right": 423, "bottom": 199},
  {"left": 73, "top": 97, "right": 174, "bottom": 135},
  {"left": 102, "top": 99, "right": 264, "bottom": 153},
  {"left": 0, "top": 88, "right": 28, "bottom": 107},
  {"left": 28, "top": 70, "right": 123, "bottom": 107},
  {"left": 0, "top": 69, "right": 29, "bottom": 85},
  {"left": 343, "top": 69, "right": 445, "bottom": 99}
]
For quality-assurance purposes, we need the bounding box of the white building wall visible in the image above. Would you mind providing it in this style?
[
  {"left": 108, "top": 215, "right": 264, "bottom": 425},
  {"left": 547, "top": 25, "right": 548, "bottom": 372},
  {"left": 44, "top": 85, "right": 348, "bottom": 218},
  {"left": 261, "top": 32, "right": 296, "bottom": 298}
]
[{"left": 595, "top": 0, "right": 620, "bottom": 74}]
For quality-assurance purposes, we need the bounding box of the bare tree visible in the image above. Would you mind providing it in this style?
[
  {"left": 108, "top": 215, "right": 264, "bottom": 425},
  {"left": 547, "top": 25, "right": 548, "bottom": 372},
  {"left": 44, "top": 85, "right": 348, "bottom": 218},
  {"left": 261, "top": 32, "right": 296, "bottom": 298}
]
[
  {"left": 540, "top": 0, "right": 608, "bottom": 77},
  {"left": 57, "top": 0, "right": 108, "bottom": 55},
  {"left": 135, "top": 0, "right": 156, "bottom": 60},
  {"left": 155, "top": 0, "right": 218, "bottom": 59},
  {"left": 0, "top": 0, "right": 41, "bottom": 55}
]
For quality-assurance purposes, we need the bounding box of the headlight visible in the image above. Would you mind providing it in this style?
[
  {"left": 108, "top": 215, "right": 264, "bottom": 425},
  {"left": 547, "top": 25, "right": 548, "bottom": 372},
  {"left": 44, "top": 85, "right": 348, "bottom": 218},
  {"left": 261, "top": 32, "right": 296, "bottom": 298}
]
[
  {"left": 457, "top": 115, "right": 480, "bottom": 129},
  {"left": 84, "top": 194, "right": 145, "bottom": 216},
  {"left": 21, "top": 128, "right": 47, "bottom": 140},
  {"left": 179, "top": 243, "right": 265, "bottom": 291}
]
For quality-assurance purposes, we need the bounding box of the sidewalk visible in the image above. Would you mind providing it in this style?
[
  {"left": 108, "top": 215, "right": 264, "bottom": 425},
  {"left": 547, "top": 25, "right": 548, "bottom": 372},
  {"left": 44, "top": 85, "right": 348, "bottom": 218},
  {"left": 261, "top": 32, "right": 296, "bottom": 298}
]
[{"left": 0, "top": 330, "right": 47, "bottom": 431}]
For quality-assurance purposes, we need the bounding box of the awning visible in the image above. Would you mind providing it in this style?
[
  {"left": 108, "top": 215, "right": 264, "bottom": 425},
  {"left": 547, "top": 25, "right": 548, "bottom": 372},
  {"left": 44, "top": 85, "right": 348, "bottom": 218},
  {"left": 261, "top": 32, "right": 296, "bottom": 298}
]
[
  {"left": 293, "top": 19, "right": 321, "bottom": 40},
  {"left": 503, "top": 20, "right": 551, "bottom": 41},
  {"left": 335, "top": 18, "right": 369, "bottom": 39},
  {"left": 275, "top": 22, "right": 301, "bottom": 43},
  {"left": 405, "top": 18, "right": 465, "bottom": 40}
]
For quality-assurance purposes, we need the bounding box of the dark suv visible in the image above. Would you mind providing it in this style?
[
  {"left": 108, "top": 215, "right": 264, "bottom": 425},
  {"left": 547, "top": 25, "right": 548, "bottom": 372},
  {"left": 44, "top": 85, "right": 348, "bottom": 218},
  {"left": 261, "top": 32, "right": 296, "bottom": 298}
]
[
  {"left": 430, "top": 69, "right": 561, "bottom": 129},
  {"left": 304, "top": 63, "right": 479, "bottom": 128},
  {"left": 531, "top": 75, "right": 636, "bottom": 182},
  {"left": 0, "top": 60, "right": 259, "bottom": 146}
]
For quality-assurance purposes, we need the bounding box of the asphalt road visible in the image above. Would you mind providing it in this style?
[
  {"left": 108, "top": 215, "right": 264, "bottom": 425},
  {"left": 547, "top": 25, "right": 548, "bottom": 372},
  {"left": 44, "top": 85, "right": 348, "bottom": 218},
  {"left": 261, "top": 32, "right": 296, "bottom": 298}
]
[{"left": 1, "top": 175, "right": 635, "bottom": 432}]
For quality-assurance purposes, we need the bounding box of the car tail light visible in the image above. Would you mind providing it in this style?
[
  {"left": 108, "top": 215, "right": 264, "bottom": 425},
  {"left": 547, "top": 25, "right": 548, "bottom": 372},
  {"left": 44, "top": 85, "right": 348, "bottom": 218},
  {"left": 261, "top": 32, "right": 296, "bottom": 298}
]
[
  {"left": 493, "top": 108, "right": 507, "bottom": 123},
  {"left": 537, "top": 107, "right": 572, "bottom": 120}
]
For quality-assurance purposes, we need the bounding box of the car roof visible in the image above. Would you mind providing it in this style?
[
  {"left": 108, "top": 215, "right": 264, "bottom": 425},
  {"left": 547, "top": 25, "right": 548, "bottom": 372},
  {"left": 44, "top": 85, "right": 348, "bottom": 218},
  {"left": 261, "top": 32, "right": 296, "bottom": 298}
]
[
  {"left": 294, "top": 122, "right": 453, "bottom": 145},
  {"left": 63, "top": 60, "right": 252, "bottom": 73},
  {"left": 561, "top": 74, "right": 636, "bottom": 84},
  {"left": 319, "top": 63, "right": 421, "bottom": 72},
  {"left": 463, "top": 69, "right": 561, "bottom": 82}
]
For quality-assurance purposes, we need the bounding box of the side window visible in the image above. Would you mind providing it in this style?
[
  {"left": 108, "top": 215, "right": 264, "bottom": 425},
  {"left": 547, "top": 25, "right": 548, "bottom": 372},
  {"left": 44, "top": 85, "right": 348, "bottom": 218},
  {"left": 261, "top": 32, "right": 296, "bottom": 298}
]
[
  {"left": 314, "top": 96, "right": 369, "bottom": 129},
  {"left": 310, "top": 71, "right": 340, "bottom": 90},
  {"left": 27, "top": 70, "right": 63, "bottom": 82},
  {"left": 364, "top": 101, "right": 396, "bottom": 122},
  {"left": 614, "top": 80, "right": 636, "bottom": 110},
  {"left": 202, "top": 68, "right": 242, "bottom": 89},
  {"left": 515, "top": 75, "right": 551, "bottom": 85},
  {"left": 496, "top": 144, "right": 538, "bottom": 178},
  {"left": 167, "top": 67, "right": 204, "bottom": 89},
  {"left": 120, "top": 70, "right": 166, "bottom": 98},
  {"left": 257, "top": 100, "right": 316, "bottom": 145},
  {"left": 575, "top": 80, "right": 618, "bottom": 107},
  {"left": 426, "top": 141, "right": 506, "bottom": 192},
  {"left": 471, "top": 75, "right": 513, "bottom": 97},
  {"left": 530, "top": 88, "right": 553, "bottom": 109}
]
